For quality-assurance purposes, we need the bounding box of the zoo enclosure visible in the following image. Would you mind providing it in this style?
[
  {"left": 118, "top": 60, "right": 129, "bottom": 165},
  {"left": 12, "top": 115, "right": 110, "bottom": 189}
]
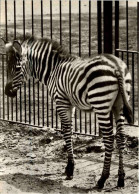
[{"left": 0, "top": 0, "right": 139, "bottom": 136}]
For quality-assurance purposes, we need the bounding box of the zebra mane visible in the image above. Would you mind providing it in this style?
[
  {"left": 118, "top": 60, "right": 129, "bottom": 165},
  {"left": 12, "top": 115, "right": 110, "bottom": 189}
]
[{"left": 19, "top": 35, "right": 76, "bottom": 60}]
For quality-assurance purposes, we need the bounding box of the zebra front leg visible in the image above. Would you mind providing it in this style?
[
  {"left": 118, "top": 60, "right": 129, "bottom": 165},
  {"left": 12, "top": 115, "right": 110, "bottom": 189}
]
[
  {"left": 57, "top": 106, "right": 75, "bottom": 180},
  {"left": 97, "top": 113, "right": 114, "bottom": 189}
]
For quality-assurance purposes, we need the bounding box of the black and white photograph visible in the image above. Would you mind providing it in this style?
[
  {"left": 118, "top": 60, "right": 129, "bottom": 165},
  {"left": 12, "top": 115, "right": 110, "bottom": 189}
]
[{"left": 0, "top": 0, "right": 138, "bottom": 193}]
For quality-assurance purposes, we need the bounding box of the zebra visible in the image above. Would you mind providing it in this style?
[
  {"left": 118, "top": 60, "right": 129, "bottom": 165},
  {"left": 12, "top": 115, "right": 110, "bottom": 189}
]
[{"left": 2, "top": 36, "right": 133, "bottom": 189}]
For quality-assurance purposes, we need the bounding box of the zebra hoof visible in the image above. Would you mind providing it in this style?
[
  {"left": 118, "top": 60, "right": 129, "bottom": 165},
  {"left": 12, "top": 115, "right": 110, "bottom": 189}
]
[
  {"left": 65, "top": 175, "right": 73, "bottom": 180},
  {"left": 65, "top": 159, "right": 74, "bottom": 179},
  {"left": 117, "top": 178, "right": 124, "bottom": 187},
  {"left": 97, "top": 178, "right": 105, "bottom": 189},
  {"left": 97, "top": 174, "right": 108, "bottom": 189}
]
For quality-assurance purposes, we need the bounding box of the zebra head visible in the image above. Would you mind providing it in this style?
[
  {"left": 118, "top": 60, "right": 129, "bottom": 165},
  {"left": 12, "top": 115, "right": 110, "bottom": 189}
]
[{"left": 4, "top": 40, "right": 23, "bottom": 98}]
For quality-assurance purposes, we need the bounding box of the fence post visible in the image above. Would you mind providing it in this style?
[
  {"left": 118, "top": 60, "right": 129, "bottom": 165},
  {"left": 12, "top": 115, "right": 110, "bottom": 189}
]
[
  {"left": 97, "top": 1, "right": 102, "bottom": 54},
  {"left": 115, "top": 1, "right": 119, "bottom": 57},
  {"left": 103, "top": 1, "right": 113, "bottom": 54},
  {"left": 103, "top": 1, "right": 113, "bottom": 126},
  {"left": 137, "top": 2, "right": 139, "bottom": 126}
]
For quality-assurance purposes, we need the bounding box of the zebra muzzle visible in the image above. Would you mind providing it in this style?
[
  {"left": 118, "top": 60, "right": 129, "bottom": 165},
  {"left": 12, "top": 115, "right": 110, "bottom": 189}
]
[{"left": 5, "top": 82, "right": 17, "bottom": 98}]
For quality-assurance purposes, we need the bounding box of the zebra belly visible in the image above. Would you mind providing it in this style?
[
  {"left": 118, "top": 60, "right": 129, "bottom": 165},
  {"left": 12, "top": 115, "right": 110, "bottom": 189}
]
[
  {"left": 69, "top": 94, "right": 92, "bottom": 111},
  {"left": 66, "top": 82, "right": 92, "bottom": 111},
  {"left": 87, "top": 81, "right": 119, "bottom": 114}
]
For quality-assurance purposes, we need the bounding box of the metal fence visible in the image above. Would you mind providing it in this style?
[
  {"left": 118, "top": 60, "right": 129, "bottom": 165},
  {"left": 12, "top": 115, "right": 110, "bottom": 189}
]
[{"left": 0, "top": 0, "right": 138, "bottom": 136}]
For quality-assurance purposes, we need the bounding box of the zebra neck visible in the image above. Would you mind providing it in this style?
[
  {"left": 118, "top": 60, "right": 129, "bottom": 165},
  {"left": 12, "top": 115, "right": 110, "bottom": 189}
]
[
  {"left": 27, "top": 49, "right": 70, "bottom": 85},
  {"left": 23, "top": 38, "right": 75, "bottom": 85}
]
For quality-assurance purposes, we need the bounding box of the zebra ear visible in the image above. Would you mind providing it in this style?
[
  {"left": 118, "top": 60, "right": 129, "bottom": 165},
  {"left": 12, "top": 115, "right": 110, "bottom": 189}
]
[{"left": 13, "top": 40, "right": 22, "bottom": 56}]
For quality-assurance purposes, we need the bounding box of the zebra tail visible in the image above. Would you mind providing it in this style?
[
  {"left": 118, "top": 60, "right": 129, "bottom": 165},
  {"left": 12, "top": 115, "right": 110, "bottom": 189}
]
[
  {"left": 123, "top": 104, "right": 133, "bottom": 124},
  {"left": 115, "top": 70, "right": 133, "bottom": 124}
]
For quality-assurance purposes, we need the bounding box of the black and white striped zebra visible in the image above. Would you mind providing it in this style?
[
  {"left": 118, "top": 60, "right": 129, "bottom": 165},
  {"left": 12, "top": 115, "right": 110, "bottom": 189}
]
[{"left": 3, "top": 36, "right": 133, "bottom": 189}]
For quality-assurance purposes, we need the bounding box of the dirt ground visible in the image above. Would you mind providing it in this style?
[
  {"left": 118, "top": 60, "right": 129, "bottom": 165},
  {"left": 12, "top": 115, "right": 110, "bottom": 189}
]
[{"left": 0, "top": 120, "right": 138, "bottom": 194}]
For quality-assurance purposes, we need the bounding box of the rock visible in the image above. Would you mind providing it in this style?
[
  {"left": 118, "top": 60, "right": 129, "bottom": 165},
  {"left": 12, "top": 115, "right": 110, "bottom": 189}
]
[
  {"left": 26, "top": 153, "right": 36, "bottom": 159},
  {"left": 127, "top": 137, "right": 138, "bottom": 148},
  {"left": 39, "top": 137, "right": 53, "bottom": 145},
  {"left": 86, "top": 145, "right": 104, "bottom": 153}
]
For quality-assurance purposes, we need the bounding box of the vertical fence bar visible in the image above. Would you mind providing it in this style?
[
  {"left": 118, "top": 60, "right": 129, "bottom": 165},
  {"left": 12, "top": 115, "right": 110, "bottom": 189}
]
[
  {"left": 7, "top": 0, "right": 13, "bottom": 121},
  {"left": 27, "top": 1, "right": 31, "bottom": 125},
  {"left": 2, "top": 55, "right": 5, "bottom": 119},
  {"left": 51, "top": 100, "right": 53, "bottom": 128},
  {"left": 55, "top": 106, "right": 58, "bottom": 129},
  {"left": 23, "top": 0, "right": 25, "bottom": 39},
  {"left": 23, "top": 0, "right": 26, "bottom": 123},
  {"left": 131, "top": 53, "right": 135, "bottom": 123},
  {"left": 94, "top": 112, "right": 97, "bottom": 135},
  {"left": 126, "top": 1, "right": 129, "bottom": 68},
  {"left": 115, "top": 1, "right": 119, "bottom": 57},
  {"left": 11, "top": 90, "right": 13, "bottom": 120},
  {"left": 60, "top": 0, "right": 62, "bottom": 45},
  {"left": 50, "top": 0, "right": 52, "bottom": 39},
  {"left": 41, "top": 0, "right": 44, "bottom": 126},
  {"left": 97, "top": 1, "right": 102, "bottom": 54},
  {"left": 89, "top": 0, "right": 92, "bottom": 135},
  {"left": 41, "top": 0, "right": 43, "bottom": 38},
  {"left": 85, "top": 113, "right": 87, "bottom": 134},
  {"left": 14, "top": 0, "right": 18, "bottom": 121},
  {"left": 19, "top": 0, "right": 22, "bottom": 122},
  {"left": 47, "top": 89, "right": 49, "bottom": 127},
  {"left": 45, "top": 0, "right": 49, "bottom": 127},
  {"left": 38, "top": 82, "right": 40, "bottom": 126},
  {"left": 97, "top": 0, "right": 102, "bottom": 135},
  {"left": 32, "top": 0, "right": 35, "bottom": 125},
  {"left": 89, "top": 0, "right": 91, "bottom": 57},
  {"left": 54, "top": 0, "right": 62, "bottom": 128},
  {"left": 88, "top": 0, "right": 92, "bottom": 135},
  {"left": 0, "top": 56, "right": 1, "bottom": 118},
  {"left": 89, "top": 113, "right": 92, "bottom": 135},
  {"left": 5, "top": 0, "right": 8, "bottom": 41},
  {"left": 79, "top": 0, "right": 82, "bottom": 133},
  {"left": 75, "top": 108, "right": 77, "bottom": 132},
  {"left": 50, "top": 0, "right": 53, "bottom": 128},
  {"left": 42, "top": 85, "right": 44, "bottom": 126},
  {"left": 14, "top": 0, "right": 16, "bottom": 39},
  {"left": 29, "top": 80, "right": 31, "bottom": 124},
  {"left": 69, "top": 0, "right": 71, "bottom": 54},
  {"left": 20, "top": 85, "right": 22, "bottom": 122},
  {"left": 33, "top": 78, "right": 35, "bottom": 125},
  {"left": 5, "top": 0, "right": 9, "bottom": 120},
  {"left": 79, "top": 0, "right": 81, "bottom": 57},
  {"left": 137, "top": 2, "right": 139, "bottom": 125},
  {"left": 32, "top": 0, "right": 34, "bottom": 36}
]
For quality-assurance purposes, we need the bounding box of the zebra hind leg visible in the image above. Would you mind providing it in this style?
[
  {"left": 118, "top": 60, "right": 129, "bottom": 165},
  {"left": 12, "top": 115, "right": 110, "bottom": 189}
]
[
  {"left": 63, "top": 122, "right": 75, "bottom": 180},
  {"left": 57, "top": 106, "right": 75, "bottom": 180},
  {"left": 113, "top": 106, "right": 125, "bottom": 187},
  {"left": 97, "top": 113, "right": 114, "bottom": 189}
]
